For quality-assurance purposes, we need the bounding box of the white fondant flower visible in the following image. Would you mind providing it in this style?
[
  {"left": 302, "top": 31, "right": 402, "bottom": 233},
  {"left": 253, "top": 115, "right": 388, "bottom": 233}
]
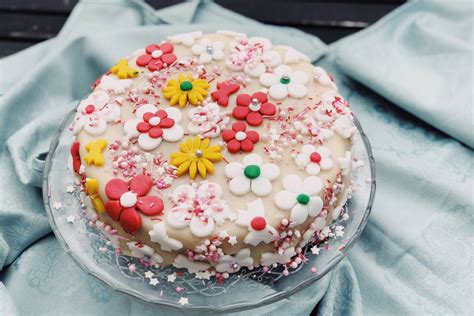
[
  {"left": 123, "top": 104, "right": 184, "bottom": 151},
  {"left": 187, "top": 102, "right": 230, "bottom": 138},
  {"left": 294, "top": 144, "right": 333, "bottom": 175},
  {"left": 282, "top": 46, "right": 310, "bottom": 64},
  {"left": 226, "top": 37, "right": 273, "bottom": 71},
  {"left": 299, "top": 217, "right": 327, "bottom": 247},
  {"left": 261, "top": 247, "right": 296, "bottom": 266},
  {"left": 149, "top": 222, "right": 183, "bottom": 252},
  {"left": 244, "top": 50, "right": 281, "bottom": 77},
  {"left": 236, "top": 198, "right": 278, "bottom": 246},
  {"left": 96, "top": 75, "right": 133, "bottom": 94},
  {"left": 313, "top": 66, "right": 337, "bottom": 90},
  {"left": 73, "top": 91, "right": 120, "bottom": 136},
  {"left": 192, "top": 38, "right": 225, "bottom": 64},
  {"left": 314, "top": 91, "right": 349, "bottom": 123},
  {"left": 334, "top": 115, "right": 356, "bottom": 139},
  {"left": 167, "top": 31, "right": 203, "bottom": 47},
  {"left": 224, "top": 153, "right": 280, "bottom": 197},
  {"left": 259, "top": 65, "right": 309, "bottom": 100},
  {"left": 215, "top": 248, "right": 254, "bottom": 273},
  {"left": 338, "top": 151, "right": 353, "bottom": 176},
  {"left": 274, "top": 175, "right": 323, "bottom": 226},
  {"left": 166, "top": 182, "right": 231, "bottom": 237},
  {"left": 173, "top": 254, "right": 211, "bottom": 273},
  {"left": 127, "top": 241, "right": 163, "bottom": 264}
]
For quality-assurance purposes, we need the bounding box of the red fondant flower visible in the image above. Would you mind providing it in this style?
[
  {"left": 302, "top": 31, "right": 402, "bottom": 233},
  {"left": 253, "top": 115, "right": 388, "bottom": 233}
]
[
  {"left": 221, "top": 121, "right": 259, "bottom": 153},
  {"left": 232, "top": 92, "right": 276, "bottom": 126},
  {"left": 136, "top": 43, "right": 177, "bottom": 71},
  {"left": 104, "top": 174, "right": 164, "bottom": 235},
  {"left": 137, "top": 109, "right": 175, "bottom": 139}
]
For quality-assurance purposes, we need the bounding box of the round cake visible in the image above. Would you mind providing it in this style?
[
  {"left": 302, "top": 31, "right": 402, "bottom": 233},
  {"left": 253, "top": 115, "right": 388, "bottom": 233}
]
[{"left": 70, "top": 31, "right": 356, "bottom": 276}]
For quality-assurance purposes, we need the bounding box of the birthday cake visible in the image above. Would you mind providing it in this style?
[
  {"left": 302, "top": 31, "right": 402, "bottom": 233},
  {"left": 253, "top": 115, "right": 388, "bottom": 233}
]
[{"left": 70, "top": 31, "right": 356, "bottom": 277}]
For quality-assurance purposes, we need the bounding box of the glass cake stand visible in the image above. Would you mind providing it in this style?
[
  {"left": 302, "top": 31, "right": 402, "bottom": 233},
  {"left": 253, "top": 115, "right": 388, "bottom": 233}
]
[{"left": 43, "top": 109, "right": 375, "bottom": 313}]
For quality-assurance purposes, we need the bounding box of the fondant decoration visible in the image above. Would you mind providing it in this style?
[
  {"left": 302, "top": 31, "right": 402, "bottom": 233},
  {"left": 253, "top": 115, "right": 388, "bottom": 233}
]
[
  {"left": 149, "top": 222, "right": 183, "bottom": 251},
  {"left": 244, "top": 50, "right": 281, "bottom": 77},
  {"left": 173, "top": 254, "right": 211, "bottom": 273},
  {"left": 191, "top": 38, "right": 225, "bottom": 64},
  {"left": 259, "top": 64, "right": 309, "bottom": 100},
  {"left": 221, "top": 122, "right": 259, "bottom": 153},
  {"left": 110, "top": 58, "right": 139, "bottom": 79},
  {"left": 123, "top": 104, "right": 184, "bottom": 151},
  {"left": 96, "top": 75, "right": 132, "bottom": 94},
  {"left": 170, "top": 136, "right": 223, "bottom": 179},
  {"left": 72, "top": 91, "right": 120, "bottom": 136},
  {"left": 314, "top": 91, "right": 349, "bottom": 123},
  {"left": 313, "top": 66, "right": 337, "bottom": 90},
  {"left": 162, "top": 73, "right": 210, "bottom": 107},
  {"left": 294, "top": 145, "right": 333, "bottom": 175},
  {"left": 167, "top": 31, "right": 203, "bottom": 47},
  {"left": 232, "top": 91, "right": 276, "bottom": 126},
  {"left": 226, "top": 37, "right": 273, "bottom": 71},
  {"left": 236, "top": 199, "right": 278, "bottom": 245},
  {"left": 283, "top": 47, "right": 310, "bottom": 64},
  {"left": 127, "top": 241, "right": 163, "bottom": 264},
  {"left": 334, "top": 115, "right": 356, "bottom": 139},
  {"left": 274, "top": 174, "right": 323, "bottom": 226},
  {"left": 261, "top": 247, "right": 296, "bottom": 266},
  {"left": 224, "top": 153, "right": 280, "bottom": 196},
  {"left": 104, "top": 174, "right": 164, "bottom": 234},
  {"left": 211, "top": 82, "right": 240, "bottom": 107},
  {"left": 166, "top": 182, "right": 231, "bottom": 237},
  {"left": 187, "top": 102, "right": 230, "bottom": 138},
  {"left": 70, "top": 142, "right": 81, "bottom": 174},
  {"left": 338, "top": 151, "right": 352, "bottom": 176},
  {"left": 85, "top": 178, "right": 105, "bottom": 213},
  {"left": 84, "top": 139, "right": 107, "bottom": 166},
  {"left": 215, "top": 248, "right": 253, "bottom": 273},
  {"left": 136, "top": 42, "right": 177, "bottom": 71},
  {"left": 299, "top": 217, "right": 326, "bottom": 246}
]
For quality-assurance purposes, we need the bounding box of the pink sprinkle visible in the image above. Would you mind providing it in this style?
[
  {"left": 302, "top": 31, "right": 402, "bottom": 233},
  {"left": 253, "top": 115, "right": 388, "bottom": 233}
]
[
  {"left": 263, "top": 266, "right": 269, "bottom": 273},
  {"left": 128, "top": 264, "right": 136, "bottom": 272},
  {"left": 98, "top": 247, "right": 107, "bottom": 253},
  {"left": 310, "top": 267, "right": 317, "bottom": 273},
  {"left": 282, "top": 269, "right": 289, "bottom": 276}
]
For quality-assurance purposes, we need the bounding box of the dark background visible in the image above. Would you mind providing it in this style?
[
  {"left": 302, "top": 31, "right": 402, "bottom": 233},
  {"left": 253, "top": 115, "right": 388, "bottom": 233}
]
[{"left": 0, "top": 0, "right": 405, "bottom": 57}]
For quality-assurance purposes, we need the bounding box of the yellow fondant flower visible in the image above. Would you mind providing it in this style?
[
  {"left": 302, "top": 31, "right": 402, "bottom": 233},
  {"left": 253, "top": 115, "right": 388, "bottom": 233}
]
[
  {"left": 110, "top": 59, "right": 139, "bottom": 79},
  {"left": 171, "top": 136, "right": 223, "bottom": 179},
  {"left": 162, "top": 73, "right": 210, "bottom": 107},
  {"left": 85, "top": 178, "right": 105, "bottom": 213}
]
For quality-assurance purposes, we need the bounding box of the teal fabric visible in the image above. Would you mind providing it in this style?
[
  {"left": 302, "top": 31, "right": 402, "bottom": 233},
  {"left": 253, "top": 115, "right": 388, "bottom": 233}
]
[{"left": 0, "top": 0, "right": 472, "bottom": 315}]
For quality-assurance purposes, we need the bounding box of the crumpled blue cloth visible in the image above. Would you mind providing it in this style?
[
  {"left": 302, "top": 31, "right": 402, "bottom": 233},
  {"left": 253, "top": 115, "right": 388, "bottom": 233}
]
[{"left": 1, "top": 0, "right": 473, "bottom": 315}]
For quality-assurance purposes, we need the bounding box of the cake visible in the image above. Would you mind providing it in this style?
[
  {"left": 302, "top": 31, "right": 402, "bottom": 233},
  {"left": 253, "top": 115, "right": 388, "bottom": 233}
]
[{"left": 70, "top": 31, "right": 356, "bottom": 276}]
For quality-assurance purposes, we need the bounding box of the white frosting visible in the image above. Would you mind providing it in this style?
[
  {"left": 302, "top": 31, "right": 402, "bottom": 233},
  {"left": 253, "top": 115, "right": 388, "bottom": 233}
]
[{"left": 149, "top": 222, "right": 183, "bottom": 252}]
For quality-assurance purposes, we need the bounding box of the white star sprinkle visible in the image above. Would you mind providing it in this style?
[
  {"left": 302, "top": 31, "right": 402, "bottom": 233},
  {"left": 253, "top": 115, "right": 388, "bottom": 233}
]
[
  {"left": 144, "top": 271, "right": 154, "bottom": 279},
  {"left": 53, "top": 202, "right": 63, "bottom": 210},
  {"left": 218, "top": 229, "right": 229, "bottom": 239},
  {"left": 149, "top": 278, "right": 159, "bottom": 286},
  {"left": 335, "top": 225, "right": 345, "bottom": 237},
  {"left": 66, "top": 185, "right": 75, "bottom": 193},
  {"left": 311, "top": 246, "right": 320, "bottom": 255},
  {"left": 66, "top": 215, "right": 76, "bottom": 223},
  {"left": 195, "top": 270, "right": 211, "bottom": 280},
  {"left": 167, "top": 273, "right": 176, "bottom": 283},
  {"left": 178, "top": 297, "right": 189, "bottom": 306},
  {"left": 228, "top": 236, "right": 237, "bottom": 246}
]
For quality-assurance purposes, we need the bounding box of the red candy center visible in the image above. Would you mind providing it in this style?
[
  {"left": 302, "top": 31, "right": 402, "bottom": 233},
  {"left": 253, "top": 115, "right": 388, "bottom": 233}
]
[
  {"left": 85, "top": 105, "right": 95, "bottom": 114},
  {"left": 310, "top": 152, "right": 322, "bottom": 163},
  {"left": 251, "top": 216, "right": 267, "bottom": 231}
]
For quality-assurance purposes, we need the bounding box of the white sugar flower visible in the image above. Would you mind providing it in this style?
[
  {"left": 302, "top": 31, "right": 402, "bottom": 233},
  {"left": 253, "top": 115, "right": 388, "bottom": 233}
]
[
  {"left": 167, "top": 31, "right": 203, "bottom": 47},
  {"left": 215, "top": 248, "right": 254, "bottom": 273},
  {"left": 127, "top": 241, "right": 163, "bottom": 264},
  {"left": 148, "top": 222, "right": 183, "bottom": 252},
  {"left": 123, "top": 104, "right": 184, "bottom": 151},
  {"left": 96, "top": 75, "right": 133, "bottom": 94},
  {"left": 73, "top": 91, "right": 120, "bottom": 136},
  {"left": 243, "top": 50, "right": 281, "bottom": 77},
  {"left": 274, "top": 174, "right": 323, "bottom": 226},
  {"left": 259, "top": 64, "right": 308, "bottom": 100},
  {"left": 224, "top": 153, "right": 280, "bottom": 197},
  {"left": 187, "top": 102, "right": 230, "bottom": 138},
  {"left": 294, "top": 144, "right": 333, "bottom": 175},
  {"left": 313, "top": 66, "right": 337, "bottom": 90},
  {"left": 314, "top": 91, "right": 349, "bottom": 123},
  {"left": 236, "top": 198, "right": 278, "bottom": 246},
  {"left": 261, "top": 246, "right": 296, "bottom": 266},
  {"left": 166, "top": 182, "right": 231, "bottom": 237},
  {"left": 192, "top": 38, "right": 225, "bottom": 64}
]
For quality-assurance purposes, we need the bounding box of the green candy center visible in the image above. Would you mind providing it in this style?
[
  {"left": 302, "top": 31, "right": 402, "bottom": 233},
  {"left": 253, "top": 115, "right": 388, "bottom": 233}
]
[
  {"left": 244, "top": 165, "right": 261, "bottom": 179},
  {"left": 296, "top": 193, "right": 310, "bottom": 205},
  {"left": 180, "top": 81, "right": 193, "bottom": 91},
  {"left": 280, "top": 75, "right": 291, "bottom": 84}
]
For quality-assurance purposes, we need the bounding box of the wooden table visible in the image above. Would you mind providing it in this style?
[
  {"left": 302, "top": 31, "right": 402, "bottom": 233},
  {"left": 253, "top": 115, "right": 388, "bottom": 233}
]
[{"left": 0, "top": 0, "right": 404, "bottom": 57}]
